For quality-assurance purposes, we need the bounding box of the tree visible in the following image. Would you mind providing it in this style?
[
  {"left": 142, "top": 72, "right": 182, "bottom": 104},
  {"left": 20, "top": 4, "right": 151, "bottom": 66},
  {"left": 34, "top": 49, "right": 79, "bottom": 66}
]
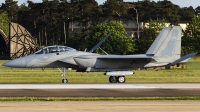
[
  {"left": 0, "top": 11, "right": 9, "bottom": 37},
  {"left": 182, "top": 16, "right": 200, "bottom": 55},
  {"left": 102, "top": 0, "right": 127, "bottom": 22},
  {"left": 17, "top": 3, "right": 30, "bottom": 30},
  {"left": 58, "top": 1, "right": 70, "bottom": 44},
  {"left": 77, "top": 0, "right": 98, "bottom": 31},
  {"left": 157, "top": 0, "right": 180, "bottom": 25},
  {"left": 44, "top": 0, "right": 60, "bottom": 45},
  {"left": 125, "top": 3, "right": 140, "bottom": 39},
  {"left": 134, "top": 18, "right": 167, "bottom": 54},
  {"left": 0, "top": 0, "right": 197, "bottom": 50},
  {"left": 135, "top": 0, "right": 156, "bottom": 24},
  {"left": 195, "top": 6, "right": 200, "bottom": 16},
  {"left": 145, "top": 18, "right": 167, "bottom": 31},
  {"left": 87, "top": 21, "right": 135, "bottom": 54},
  {"left": 1, "top": 0, "right": 19, "bottom": 22},
  {"left": 179, "top": 6, "right": 195, "bottom": 18}
]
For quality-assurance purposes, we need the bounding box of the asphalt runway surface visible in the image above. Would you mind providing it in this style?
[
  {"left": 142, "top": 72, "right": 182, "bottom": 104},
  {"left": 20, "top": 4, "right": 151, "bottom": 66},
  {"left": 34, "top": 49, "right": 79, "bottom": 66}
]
[
  {"left": 1, "top": 83, "right": 200, "bottom": 112},
  {"left": 1, "top": 83, "right": 200, "bottom": 97}
]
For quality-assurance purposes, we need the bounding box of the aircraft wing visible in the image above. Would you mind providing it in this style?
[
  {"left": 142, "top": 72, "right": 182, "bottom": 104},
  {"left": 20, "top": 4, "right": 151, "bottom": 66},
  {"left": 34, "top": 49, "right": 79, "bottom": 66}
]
[
  {"left": 73, "top": 54, "right": 154, "bottom": 72},
  {"left": 75, "top": 54, "right": 154, "bottom": 59}
]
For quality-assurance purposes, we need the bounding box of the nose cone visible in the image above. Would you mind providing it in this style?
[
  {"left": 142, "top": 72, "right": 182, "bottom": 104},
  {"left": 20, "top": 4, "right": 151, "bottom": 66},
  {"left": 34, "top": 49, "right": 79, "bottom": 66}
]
[{"left": 2, "top": 57, "right": 26, "bottom": 68}]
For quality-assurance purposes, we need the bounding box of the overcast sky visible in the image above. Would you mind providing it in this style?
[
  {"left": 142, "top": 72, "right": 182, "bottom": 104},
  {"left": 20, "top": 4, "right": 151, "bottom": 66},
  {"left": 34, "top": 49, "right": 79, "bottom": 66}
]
[{"left": 0, "top": 0, "right": 199, "bottom": 8}]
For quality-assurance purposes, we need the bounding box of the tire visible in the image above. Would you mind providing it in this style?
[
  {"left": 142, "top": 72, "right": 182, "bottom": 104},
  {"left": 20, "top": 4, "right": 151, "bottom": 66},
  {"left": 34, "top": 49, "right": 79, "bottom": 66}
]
[
  {"left": 109, "top": 76, "right": 118, "bottom": 83},
  {"left": 62, "top": 78, "right": 68, "bottom": 83},
  {"left": 118, "top": 76, "right": 125, "bottom": 83}
]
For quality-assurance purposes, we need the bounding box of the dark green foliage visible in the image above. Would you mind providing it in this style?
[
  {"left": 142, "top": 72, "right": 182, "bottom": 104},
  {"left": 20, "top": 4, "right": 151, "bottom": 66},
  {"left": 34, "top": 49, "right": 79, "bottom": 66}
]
[
  {"left": 0, "top": 11, "right": 9, "bottom": 37},
  {"left": 134, "top": 18, "right": 167, "bottom": 54},
  {"left": 195, "top": 6, "right": 200, "bottom": 15},
  {"left": 182, "top": 16, "right": 200, "bottom": 55},
  {"left": 179, "top": 6, "right": 195, "bottom": 18},
  {"left": 87, "top": 21, "right": 135, "bottom": 54},
  {"left": 156, "top": 0, "right": 180, "bottom": 25},
  {"left": 0, "top": 0, "right": 199, "bottom": 54},
  {"left": 102, "top": 0, "right": 127, "bottom": 22},
  {"left": 135, "top": 28, "right": 155, "bottom": 54},
  {"left": 1, "top": 0, "right": 19, "bottom": 22}
]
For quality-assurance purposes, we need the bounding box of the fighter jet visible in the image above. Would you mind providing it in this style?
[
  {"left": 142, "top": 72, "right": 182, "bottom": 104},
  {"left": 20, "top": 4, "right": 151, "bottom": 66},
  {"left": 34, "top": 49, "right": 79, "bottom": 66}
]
[
  {"left": 3, "top": 32, "right": 112, "bottom": 83},
  {"left": 3, "top": 26, "right": 196, "bottom": 83}
]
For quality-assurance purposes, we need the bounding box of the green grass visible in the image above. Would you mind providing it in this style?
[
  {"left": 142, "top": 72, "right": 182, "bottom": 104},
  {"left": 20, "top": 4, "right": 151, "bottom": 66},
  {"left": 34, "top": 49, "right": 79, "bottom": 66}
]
[
  {"left": 1, "top": 60, "right": 200, "bottom": 101},
  {"left": 0, "top": 60, "right": 200, "bottom": 83}
]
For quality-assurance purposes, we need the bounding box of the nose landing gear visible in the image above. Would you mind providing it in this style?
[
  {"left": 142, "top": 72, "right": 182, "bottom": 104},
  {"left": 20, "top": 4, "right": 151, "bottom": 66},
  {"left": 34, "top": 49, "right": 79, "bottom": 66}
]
[{"left": 58, "top": 67, "right": 68, "bottom": 83}]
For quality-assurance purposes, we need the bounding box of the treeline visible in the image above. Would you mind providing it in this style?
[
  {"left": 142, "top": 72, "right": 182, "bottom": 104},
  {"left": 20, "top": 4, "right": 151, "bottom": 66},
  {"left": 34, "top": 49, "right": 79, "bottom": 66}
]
[{"left": 0, "top": 0, "right": 200, "bottom": 55}]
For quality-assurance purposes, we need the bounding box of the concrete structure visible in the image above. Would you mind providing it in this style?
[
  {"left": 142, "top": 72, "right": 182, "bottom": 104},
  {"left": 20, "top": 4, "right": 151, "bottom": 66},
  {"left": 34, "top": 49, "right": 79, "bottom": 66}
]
[{"left": 9, "top": 22, "right": 38, "bottom": 59}]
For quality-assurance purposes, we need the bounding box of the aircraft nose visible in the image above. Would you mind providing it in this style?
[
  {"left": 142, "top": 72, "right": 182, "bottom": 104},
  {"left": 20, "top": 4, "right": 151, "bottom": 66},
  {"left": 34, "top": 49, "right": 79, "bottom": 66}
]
[{"left": 2, "top": 57, "right": 26, "bottom": 68}]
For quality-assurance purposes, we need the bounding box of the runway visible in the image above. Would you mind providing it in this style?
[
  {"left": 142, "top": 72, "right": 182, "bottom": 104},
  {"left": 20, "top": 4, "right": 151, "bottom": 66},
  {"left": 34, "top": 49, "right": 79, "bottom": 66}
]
[
  {"left": 1, "top": 83, "right": 200, "bottom": 97},
  {"left": 1, "top": 101, "right": 200, "bottom": 112}
]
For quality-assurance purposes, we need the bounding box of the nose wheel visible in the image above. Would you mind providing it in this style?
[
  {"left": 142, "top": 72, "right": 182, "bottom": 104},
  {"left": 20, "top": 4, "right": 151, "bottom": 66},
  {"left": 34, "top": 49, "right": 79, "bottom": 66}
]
[
  {"left": 58, "top": 67, "right": 69, "bottom": 83},
  {"left": 62, "top": 78, "right": 68, "bottom": 83}
]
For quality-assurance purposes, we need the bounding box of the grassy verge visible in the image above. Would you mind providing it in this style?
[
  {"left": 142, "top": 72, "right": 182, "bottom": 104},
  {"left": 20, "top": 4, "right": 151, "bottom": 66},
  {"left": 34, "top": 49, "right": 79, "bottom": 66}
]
[
  {"left": 1, "top": 97, "right": 200, "bottom": 101},
  {"left": 1, "top": 60, "right": 200, "bottom": 101}
]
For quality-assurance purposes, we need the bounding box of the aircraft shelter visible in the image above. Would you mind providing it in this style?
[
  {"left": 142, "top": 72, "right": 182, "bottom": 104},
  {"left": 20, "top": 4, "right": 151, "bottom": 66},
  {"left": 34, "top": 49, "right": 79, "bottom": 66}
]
[{"left": 0, "top": 22, "right": 38, "bottom": 60}]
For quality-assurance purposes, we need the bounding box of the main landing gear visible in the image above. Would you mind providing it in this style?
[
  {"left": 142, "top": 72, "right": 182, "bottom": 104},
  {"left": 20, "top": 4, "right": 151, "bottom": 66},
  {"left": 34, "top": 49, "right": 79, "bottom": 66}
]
[
  {"left": 58, "top": 67, "right": 68, "bottom": 83},
  {"left": 109, "top": 76, "right": 126, "bottom": 83},
  {"left": 106, "top": 71, "right": 133, "bottom": 83}
]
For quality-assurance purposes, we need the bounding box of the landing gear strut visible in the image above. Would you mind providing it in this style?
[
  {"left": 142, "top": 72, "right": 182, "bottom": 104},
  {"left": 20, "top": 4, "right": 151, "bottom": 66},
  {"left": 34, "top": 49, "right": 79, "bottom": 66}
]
[
  {"left": 109, "top": 76, "right": 126, "bottom": 83},
  {"left": 58, "top": 67, "right": 68, "bottom": 83}
]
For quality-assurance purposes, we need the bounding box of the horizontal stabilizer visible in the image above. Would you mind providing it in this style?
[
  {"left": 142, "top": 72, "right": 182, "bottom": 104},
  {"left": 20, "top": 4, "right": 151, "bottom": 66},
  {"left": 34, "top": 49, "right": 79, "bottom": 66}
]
[
  {"left": 144, "top": 62, "right": 169, "bottom": 68},
  {"left": 165, "top": 52, "right": 197, "bottom": 68}
]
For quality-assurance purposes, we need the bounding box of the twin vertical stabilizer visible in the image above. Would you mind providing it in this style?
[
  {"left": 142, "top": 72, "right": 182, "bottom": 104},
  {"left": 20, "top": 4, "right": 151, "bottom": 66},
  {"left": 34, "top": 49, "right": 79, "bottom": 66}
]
[
  {"left": 146, "top": 26, "right": 182, "bottom": 59},
  {"left": 144, "top": 26, "right": 183, "bottom": 68}
]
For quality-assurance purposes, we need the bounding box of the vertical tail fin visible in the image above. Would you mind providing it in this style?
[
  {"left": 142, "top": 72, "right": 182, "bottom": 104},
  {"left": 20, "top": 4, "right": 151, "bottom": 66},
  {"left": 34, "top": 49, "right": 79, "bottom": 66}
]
[
  {"left": 145, "top": 27, "right": 171, "bottom": 55},
  {"left": 146, "top": 26, "right": 182, "bottom": 58}
]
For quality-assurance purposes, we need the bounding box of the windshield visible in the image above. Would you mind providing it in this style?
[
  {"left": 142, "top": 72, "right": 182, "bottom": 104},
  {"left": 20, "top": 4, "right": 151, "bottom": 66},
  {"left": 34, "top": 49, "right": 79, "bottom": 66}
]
[{"left": 34, "top": 46, "right": 76, "bottom": 54}]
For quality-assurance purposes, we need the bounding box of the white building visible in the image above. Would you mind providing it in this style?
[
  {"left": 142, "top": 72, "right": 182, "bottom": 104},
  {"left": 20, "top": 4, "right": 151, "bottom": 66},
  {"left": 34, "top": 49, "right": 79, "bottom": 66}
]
[{"left": 68, "top": 19, "right": 189, "bottom": 38}]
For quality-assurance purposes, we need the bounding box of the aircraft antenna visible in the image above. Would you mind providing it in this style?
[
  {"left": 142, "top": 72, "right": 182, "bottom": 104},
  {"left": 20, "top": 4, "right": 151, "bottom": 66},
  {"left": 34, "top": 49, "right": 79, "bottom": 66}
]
[
  {"left": 98, "top": 47, "right": 108, "bottom": 55},
  {"left": 84, "top": 48, "right": 87, "bottom": 52}
]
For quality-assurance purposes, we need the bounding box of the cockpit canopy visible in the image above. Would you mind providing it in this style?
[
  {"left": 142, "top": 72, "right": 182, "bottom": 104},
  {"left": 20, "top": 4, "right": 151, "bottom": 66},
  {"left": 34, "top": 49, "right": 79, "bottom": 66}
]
[{"left": 34, "top": 46, "right": 76, "bottom": 54}]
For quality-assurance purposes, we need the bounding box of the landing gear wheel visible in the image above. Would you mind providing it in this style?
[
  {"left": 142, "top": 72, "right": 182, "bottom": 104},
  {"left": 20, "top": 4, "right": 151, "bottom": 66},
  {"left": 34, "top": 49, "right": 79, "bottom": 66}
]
[
  {"left": 62, "top": 78, "right": 68, "bottom": 83},
  {"left": 109, "top": 76, "right": 118, "bottom": 83},
  {"left": 118, "top": 76, "right": 126, "bottom": 83},
  {"left": 58, "top": 67, "right": 69, "bottom": 84}
]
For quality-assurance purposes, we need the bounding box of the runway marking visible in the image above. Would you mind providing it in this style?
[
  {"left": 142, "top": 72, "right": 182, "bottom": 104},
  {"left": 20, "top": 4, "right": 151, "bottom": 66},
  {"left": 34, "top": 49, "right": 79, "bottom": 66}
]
[{"left": 0, "top": 83, "right": 200, "bottom": 89}]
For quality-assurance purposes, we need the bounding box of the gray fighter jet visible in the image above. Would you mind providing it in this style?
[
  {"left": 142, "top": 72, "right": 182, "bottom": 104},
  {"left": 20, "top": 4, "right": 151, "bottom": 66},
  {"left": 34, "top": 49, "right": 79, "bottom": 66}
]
[
  {"left": 3, "top": 32, "right": 112, "bottom": 83},
  {"left": 3, "top": 26, "right": 196, "bottom": 83}
]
